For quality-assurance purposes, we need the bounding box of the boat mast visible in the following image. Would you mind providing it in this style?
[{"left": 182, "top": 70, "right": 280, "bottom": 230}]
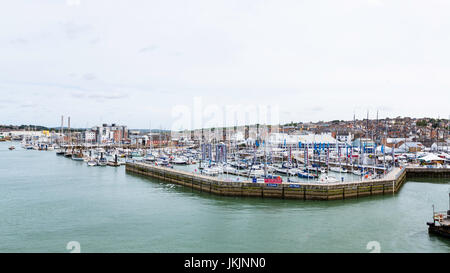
[{"left": 68, "top": 116, "right": 71, "bottom": 149}]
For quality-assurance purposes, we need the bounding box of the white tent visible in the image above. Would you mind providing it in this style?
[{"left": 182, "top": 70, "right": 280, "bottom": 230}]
[
  {"left": 376, "top": 145, "right": 393, "bottom": 154},
  {"left": 418, "top": 154, "right": 444, "bottom": 162}
]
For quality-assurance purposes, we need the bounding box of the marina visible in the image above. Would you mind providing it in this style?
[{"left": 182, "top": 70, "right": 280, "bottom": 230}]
[{"left": 1, "top": 141, "right": 449, "bottom": 253}]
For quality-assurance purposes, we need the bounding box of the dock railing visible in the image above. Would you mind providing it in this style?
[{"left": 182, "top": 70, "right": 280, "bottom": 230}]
[{"left": 433, "top": 212, "right": 449, "bottom": 223}]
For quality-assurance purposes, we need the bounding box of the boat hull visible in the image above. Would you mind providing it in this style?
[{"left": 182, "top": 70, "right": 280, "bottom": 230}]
[{"left": 427, "top": 222, "right": 450, "bottom": 239}]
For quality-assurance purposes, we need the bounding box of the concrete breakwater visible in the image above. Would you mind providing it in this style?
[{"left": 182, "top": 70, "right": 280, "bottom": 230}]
[
  {"left": 405, "top": 167, "right": 450, "bottom": 179},
  {"left": 125, "top": 162, "right": 415, "bottom": 200}
]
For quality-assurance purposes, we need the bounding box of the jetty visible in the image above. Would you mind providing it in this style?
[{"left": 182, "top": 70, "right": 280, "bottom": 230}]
[{"left": 126, "top": 162, "right": 447, "bottom": 200}]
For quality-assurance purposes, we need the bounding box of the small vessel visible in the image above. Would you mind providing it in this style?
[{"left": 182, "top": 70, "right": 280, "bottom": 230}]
[
  {"left": 98, "top": 157, "right": 107, "bottom": 166},
  {"left": 107, "top": 155, "right": 121, "bottom": 167},
  {"left": 288, "top": 168, "right": 301, "bottom": 176},
  {"left": 298, "top": 171, "right": 317, "bottom": 179},
  {"left": 223, "top": 165, "right": 238, "bottom": 175},
  {"left": 201, "top": 167, "right": 221, "bottom": 176},
  {"left": 87, "top": 160, "right": 98, "bottom": 167},
  {"left": 8, "top": 146, "right": 15, "bottom": 150},
  {"left": 329, "top": 166, "right": 348, "bottom": 173},
  {"left": 248, "top": 169, "right": 265, "bottom": 178},
  {"left": 172, "top": 156, "right": 188, "bottom": 165},
  {"left": 107, "top": 160, "right": 120, "bottom": 167},
  {"left": 275, "top": 168, "right": 290, "bottom": 175},
  {"left": 427, "top": 193, "right": 450, "bottom": 239},
  {"left": 64, "top": 150, "right": 73, "bottom": 158},
  {"left": 318, "top": 174, "right": 339, "bottom": 183},
  {"left": 72, "top": 151, "right": 84, "bottom": 161},
  {"left": 144, "top": 154, "right": 156, "bottom": 162}
]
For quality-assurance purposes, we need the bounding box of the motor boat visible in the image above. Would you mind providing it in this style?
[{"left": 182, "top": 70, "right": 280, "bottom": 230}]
[
  {"left": 72, "top": 152, "right": 84, "bottom": 161},
  {"left": 319, "top": 174, "right": 339, "bottom": 183},
  {"left": 201, "top": 167, "right": 221, "bottom": 176},
  {"left": 298, "top": 171, "right": 317, "bottom": 179},
  {"left": 329, "top": 166, "right": 348, "bottom": 173},
  {"left": 275, "top": 168, "right": 289, "bottom": 175},
  {"left": 144, "top": 154, "right": 156, "bottom": 162},
  {"left": 223, "top": 165, "right": 238, "bottom": 175},
  {"left": 87, "top": 160, "right": 98, "bottom": 167},
  {"left": 172, "top": 156, "right": 188, "bottom": 165},
  {"left": 288, "top": 168, "right": 301, "bottom": 176},
  {"left": 107, "top": 160, "right": 120, "bottom": 167},
  {"left": 98, "top": 157, "right": 107, "bottom": 166},
  {"left": 248, "top": 169, "right": 265, "bottom": 178}
]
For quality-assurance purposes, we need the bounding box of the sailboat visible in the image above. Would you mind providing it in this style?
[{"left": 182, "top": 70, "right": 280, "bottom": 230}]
[{"left": 72, "top": 150, "right": 84, "bottom": 161}]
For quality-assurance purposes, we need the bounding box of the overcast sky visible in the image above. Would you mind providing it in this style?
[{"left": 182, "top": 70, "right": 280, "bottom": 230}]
[{"left": 1, "top": 0, "right": 449, "bottom": 129}]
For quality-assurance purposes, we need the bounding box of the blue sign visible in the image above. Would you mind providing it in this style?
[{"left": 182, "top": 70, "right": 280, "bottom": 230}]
[
  {"left": 289, "top": 184, "right": 301, "bottom": 188},
  {"left": 266, "top": 184, "right": 278, "bottom": 187}
]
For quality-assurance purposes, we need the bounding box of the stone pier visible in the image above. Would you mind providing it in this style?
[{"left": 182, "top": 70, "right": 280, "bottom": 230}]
[{"left": 123, "top": 162, "right": 426, "bottom": 201}]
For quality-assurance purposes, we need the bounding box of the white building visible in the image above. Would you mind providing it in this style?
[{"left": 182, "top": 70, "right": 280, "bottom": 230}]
[
  {"left": 267, "top": 133, "right": 341, "bottom": 147},
  {"left": 336, "top": 132, "right": 353, "bottom": 145},
  {"left": 84, "top": 130, "right": 96, "bottom": 143}
]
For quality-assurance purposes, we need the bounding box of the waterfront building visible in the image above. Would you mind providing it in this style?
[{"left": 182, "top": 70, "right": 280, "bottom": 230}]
[
  {"left": 83, "top": 130, "right": 96, "bottom": 143},
  {"left": 92, "top": 123, "right": 129, "bottom": 144},
  {"left": 267, "top": 132, "right": 341, "bottom": 148},
  {"left": 397, "top": 142, "right": 425, "bottom": 153},
  {"left": 334, "top": 131, "right": 353, "bottom": 145}
]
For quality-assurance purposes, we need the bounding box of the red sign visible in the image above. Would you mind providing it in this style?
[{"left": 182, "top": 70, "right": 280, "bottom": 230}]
[{"left": 264, "top": 177, "right": 282, "bottom": 184}]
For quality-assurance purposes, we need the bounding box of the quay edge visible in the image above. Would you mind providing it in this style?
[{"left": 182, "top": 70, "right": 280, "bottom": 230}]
[{"left": 123, "top": 162, "right": 446, "bottom": 201}]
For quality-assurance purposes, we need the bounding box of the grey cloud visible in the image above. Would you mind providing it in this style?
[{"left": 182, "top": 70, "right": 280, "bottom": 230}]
[
  {"left": 10, "top": 38, "right": 28, "bottom": 45},
  {"left": 310, "top": 106, "right": 324, "bottom": 112},
  {"left": 19, "top": 103, "right": 37, "bottom": 108},
  {"left": 61, "top": 22, "right": 93, "bottom": 39},
  {"left": 139, "top": 45, "right": 158, "bottom": 53},
  {"left": 83, "top": 73, "right": 96, "bottom": 81},
  {"left": 88, "top": 93, "right": 129, "bottom": 100}
]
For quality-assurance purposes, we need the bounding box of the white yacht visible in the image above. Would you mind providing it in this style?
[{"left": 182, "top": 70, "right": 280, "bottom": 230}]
[
  {"left": 319, "top": 174, "right": 339, "bottom": 183},
  {"left": 172, "top": 156, "right": 188, "bottom": 165},
  {"left": 223, "top": 165, "right": 238, "bottom": 175},
  {"left": 87, "top": 160, "right": 98, "bottom": 167},
  {"left": 201, "top": 166, "right": 222, "bottom": 176},
  {"left": 329, "top": 166, "right": 348, "bottom": 173}
]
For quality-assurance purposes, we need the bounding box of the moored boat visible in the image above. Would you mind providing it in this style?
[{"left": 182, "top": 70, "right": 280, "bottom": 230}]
[
  {"left": 427, "top": 193, "right": 450, "bottom": 239},
  {"left": 329, "top": 166, "right": 348, "bottom": 173},
  {"left": 87, "top": 160, "right": 98, "bottom": 167}
]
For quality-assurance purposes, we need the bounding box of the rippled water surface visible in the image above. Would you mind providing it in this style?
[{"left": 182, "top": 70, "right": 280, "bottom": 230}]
[{"left": 1, "top": 142, "right": 449, "bottom": 253}]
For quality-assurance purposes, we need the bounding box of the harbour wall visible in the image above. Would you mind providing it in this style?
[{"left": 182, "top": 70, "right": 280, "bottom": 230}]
[
  {"left": 126, "top": 162, "right": 413, "bottom": 200},
  {"left": 405, "top": 167, "right": 450, "bottom": 179}
]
